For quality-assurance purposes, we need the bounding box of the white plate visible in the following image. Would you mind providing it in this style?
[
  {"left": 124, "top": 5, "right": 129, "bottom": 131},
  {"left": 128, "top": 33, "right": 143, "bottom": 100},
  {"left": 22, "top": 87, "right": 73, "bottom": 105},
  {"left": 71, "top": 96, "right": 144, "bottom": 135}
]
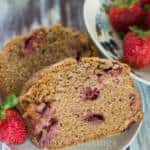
[
  {"left": 3, "top": 83, "right": 144, "bottom": 150},
  {"left": 83, "top": 0, "right": 150, "bottom": 85}
]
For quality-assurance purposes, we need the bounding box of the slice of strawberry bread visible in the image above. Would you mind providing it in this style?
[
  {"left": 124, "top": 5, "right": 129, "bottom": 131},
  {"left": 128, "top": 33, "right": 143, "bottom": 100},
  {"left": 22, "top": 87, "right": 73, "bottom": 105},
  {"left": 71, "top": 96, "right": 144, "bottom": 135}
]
[
  {"left": 0, "top": 24, "right": 99, "bottom": 97},
  {"left": 18, "top": 57, "right": 143, "bottom": 149}
]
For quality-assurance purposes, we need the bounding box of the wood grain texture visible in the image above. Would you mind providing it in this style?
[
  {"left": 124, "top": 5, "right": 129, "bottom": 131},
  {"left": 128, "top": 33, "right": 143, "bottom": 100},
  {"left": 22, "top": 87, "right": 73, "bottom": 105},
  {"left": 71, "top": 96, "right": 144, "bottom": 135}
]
[
  {"left": 0, "top": 0, "right": 149, "bottom": 150},
  {"left": 60, "top": 0, "right": 86, "bottom": 30}
]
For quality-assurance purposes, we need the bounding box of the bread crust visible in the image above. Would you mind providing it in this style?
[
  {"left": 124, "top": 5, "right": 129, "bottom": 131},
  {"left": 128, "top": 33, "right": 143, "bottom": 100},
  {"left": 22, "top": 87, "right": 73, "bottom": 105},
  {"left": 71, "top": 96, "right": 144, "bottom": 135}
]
[{"left": 19, "top": 57, "right": 143, "bottom": 149}]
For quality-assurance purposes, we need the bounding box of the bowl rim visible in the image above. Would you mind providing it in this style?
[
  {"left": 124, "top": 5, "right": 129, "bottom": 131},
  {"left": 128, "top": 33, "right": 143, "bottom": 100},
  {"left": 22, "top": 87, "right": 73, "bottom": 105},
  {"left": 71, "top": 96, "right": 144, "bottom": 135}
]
[{"left": 83, "top": 0, "right": 150, "bottom": 86}]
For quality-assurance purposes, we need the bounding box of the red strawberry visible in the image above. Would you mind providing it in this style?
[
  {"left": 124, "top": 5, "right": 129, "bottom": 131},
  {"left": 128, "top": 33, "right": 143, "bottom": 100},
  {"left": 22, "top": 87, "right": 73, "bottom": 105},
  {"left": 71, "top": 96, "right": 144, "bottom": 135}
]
[
  {"left": 123, "top": 27, "right": 150, "bottom": 68},
  {"left": 109, "top": 1, "right": 144, "bottom": 32},
  {"left": 24, "top": 29, "right": 45, "bottom": 52},
  {"left": 0, "top": 94, "right": 26, "bottom": 144}
]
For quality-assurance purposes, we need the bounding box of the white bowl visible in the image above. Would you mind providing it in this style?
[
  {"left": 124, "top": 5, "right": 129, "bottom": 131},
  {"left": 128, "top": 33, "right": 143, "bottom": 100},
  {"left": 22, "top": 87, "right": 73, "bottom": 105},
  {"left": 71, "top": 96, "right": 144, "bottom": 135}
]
[{"left": 83, "top": 0, "right": 150, "bottom": 85}]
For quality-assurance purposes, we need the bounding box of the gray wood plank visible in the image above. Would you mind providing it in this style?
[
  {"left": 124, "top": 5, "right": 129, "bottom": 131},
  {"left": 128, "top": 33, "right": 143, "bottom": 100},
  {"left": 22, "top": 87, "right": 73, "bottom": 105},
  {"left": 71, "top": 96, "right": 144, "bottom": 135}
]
[{"left": 60, "top": 0, "right": 86, "bottom": 31}]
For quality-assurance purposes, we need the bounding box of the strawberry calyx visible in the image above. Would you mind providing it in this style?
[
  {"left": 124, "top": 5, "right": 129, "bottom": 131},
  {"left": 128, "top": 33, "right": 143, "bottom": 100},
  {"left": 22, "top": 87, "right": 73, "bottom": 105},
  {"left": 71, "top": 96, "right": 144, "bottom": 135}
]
[
  {"left": 0, "top": 94, "right": 18, "bottom": 120},
  {"left": 130, "top": 26, "right": 150, "bottom": 38},
  {"left": 112, "top": 0, "right": 139, "bottom": 8}
]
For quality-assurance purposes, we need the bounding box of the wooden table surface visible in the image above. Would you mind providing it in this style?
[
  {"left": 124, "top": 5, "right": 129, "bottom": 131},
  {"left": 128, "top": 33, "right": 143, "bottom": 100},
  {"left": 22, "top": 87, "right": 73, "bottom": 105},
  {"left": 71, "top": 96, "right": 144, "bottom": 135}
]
[{"left": 0, "top": 0, "right": 149, "bottom": 150}]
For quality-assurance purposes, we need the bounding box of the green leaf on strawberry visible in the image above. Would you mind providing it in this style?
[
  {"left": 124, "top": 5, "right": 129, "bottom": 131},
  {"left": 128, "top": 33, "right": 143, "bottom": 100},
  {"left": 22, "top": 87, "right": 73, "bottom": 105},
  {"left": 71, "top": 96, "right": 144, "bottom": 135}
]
[
  {"left": 0, "top": 94, "right": 18, "bottom": 119},
  {"left": 0, "top": 110, "right": 5, "bottom": 120},
  {"left": 113, "top": 0, "right": 139, "bottom": 8},
  {"left": 130, "top": 26, "right": 150, "bottom": 37}
]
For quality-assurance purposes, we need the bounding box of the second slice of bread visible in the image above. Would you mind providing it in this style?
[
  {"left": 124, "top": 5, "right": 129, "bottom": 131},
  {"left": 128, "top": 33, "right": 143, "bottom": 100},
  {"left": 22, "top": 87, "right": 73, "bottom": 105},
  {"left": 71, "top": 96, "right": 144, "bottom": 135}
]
[{"left": 18, "top": 57, "right": 143, "bottom": 149}]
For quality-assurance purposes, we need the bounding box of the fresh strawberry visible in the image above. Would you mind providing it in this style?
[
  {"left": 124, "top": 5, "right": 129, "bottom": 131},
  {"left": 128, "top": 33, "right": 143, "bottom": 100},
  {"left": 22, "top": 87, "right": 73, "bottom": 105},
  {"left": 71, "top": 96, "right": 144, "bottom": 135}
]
[
  {"left": 0, "top": 94, "right": 26, "bottom": 144},
  {"left": 109, "top": 0, "right": 144, "bottom": 32},
  {"left": 123, "top": 26, "right": 150, "bottom": 68}
]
